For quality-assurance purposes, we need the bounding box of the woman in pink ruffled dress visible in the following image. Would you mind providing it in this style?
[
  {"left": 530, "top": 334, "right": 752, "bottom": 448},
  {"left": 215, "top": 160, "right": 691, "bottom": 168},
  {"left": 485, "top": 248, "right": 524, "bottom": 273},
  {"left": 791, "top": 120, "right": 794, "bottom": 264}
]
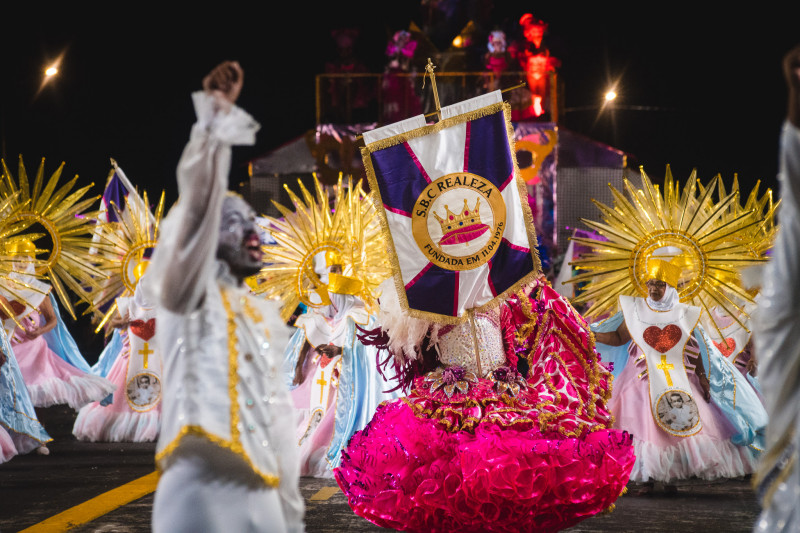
[
  {"left": 73, "top": 273, "right": 161, "bottom": 442},
  {"left": 10, "top": 295, "right": 116, "bottom": 411},
  {"left": 334, "top": 278, "right": 635, "bottom": 533},
  {"left": 3, "top": 254, "right": 115, "bottom": 412}
]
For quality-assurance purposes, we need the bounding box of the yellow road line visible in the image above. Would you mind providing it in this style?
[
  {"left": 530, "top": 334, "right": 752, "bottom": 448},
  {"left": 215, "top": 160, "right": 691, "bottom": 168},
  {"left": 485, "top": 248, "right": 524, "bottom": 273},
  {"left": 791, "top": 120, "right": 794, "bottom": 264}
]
[
  {"left": 20, "top": 471, "right": 159, "bottom": 533},
  {"left": 309, "top": 486, "right": 340, "bottom": 501}
]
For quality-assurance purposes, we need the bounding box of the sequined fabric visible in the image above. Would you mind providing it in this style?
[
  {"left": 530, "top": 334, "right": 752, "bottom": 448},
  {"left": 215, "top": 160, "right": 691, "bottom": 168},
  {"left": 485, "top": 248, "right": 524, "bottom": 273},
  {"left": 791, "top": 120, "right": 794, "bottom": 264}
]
[{"left": 437, "top": 310, "right": 506, "bottom": 375}]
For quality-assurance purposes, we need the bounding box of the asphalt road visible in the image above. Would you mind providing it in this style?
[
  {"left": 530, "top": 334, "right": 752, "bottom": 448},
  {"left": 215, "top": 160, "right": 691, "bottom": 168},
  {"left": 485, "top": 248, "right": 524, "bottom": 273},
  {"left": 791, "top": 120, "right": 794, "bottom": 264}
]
[{"left": 0, "top": 406, "right": 763, "bottom": 533}]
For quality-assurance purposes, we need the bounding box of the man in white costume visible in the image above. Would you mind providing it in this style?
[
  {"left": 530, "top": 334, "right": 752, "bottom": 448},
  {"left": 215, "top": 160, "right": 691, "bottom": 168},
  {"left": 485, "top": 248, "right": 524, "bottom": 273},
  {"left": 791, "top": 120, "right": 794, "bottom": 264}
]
[
  {"left": 753, "top": 43, "right": 800, "bottom": 533},
  {"left": 147, "top": 61, "right": 304, "bottom": 533}
]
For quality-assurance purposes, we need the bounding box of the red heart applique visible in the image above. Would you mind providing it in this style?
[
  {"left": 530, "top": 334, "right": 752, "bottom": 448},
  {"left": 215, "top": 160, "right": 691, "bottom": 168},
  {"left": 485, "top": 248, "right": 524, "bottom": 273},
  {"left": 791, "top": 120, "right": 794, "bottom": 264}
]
[
  {"left": 713, "top": 337, "right": 736, "bottom": 357},
  {"left": 0, "top": 300, "right": 27, "bottom": 320},
  {"left": 129, "top": 319, "right": 156, "bottom": 341},
  {"left": 643, "top": 325, "right": 682, "bottom": 353}
]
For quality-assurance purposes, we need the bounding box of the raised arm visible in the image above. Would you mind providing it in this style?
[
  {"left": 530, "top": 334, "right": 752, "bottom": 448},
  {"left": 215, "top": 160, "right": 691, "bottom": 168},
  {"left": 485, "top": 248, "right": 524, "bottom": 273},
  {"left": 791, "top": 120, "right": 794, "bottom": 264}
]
[{"left": 150, "top": 61, "right": 259, "bottom": 313}]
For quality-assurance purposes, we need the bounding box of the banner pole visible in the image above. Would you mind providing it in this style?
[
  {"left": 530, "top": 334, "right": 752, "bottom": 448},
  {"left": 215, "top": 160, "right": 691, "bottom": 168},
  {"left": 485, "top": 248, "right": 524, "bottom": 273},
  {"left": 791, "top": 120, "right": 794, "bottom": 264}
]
[{"left": 424, "top": 58, "right": 442, "bottom": 121}]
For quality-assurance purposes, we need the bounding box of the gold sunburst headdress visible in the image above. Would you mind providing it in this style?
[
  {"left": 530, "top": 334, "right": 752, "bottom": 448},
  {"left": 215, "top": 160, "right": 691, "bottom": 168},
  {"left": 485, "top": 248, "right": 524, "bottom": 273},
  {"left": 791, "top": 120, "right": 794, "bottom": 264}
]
[
  {"left": 0, "top": 156, "right": 115, "bottom": 319},
  {"left": 252, "top": 174, "right": 392, "bottom": 323},
  {"left": 83, "top": 187, "right": 165, "bottom": 333},
  {"left": 566, "top": 165, "right": 775, "bottom": 331}
]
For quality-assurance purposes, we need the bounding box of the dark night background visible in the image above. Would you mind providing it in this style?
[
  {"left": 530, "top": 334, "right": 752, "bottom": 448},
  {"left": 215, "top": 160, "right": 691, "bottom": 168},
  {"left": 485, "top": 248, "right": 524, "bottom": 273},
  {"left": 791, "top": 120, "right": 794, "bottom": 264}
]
[{"left": 1, "top": 2, "right": 797, "bottom": 359}]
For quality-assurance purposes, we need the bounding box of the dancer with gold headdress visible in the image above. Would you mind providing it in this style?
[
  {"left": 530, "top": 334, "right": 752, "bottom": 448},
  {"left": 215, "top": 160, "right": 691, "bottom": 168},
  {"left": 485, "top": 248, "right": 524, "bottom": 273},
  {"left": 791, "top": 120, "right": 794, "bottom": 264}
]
[
  {"left": 0, "top": 157, "right": 116, "bottom": 412},
  {"left": 696, "top": 176, "right": 776, "bottom": 396},
  {"left": 0, "top": 194, "right": 52, "bottom": 461},
  {"left": 73, "top": 190, "right": 165, "bottom": 442},
  {"left": 571, "top": 168, "right": 770, "bottom": 491},
  {"left": 0, "top": 320, "right": 52, "bottom": 462},
  {"left": 3, "top": 238, "right": 114, "bottom": 411},
  {"left": 254, "top": 174, "right": 398, "bottom": 478}
]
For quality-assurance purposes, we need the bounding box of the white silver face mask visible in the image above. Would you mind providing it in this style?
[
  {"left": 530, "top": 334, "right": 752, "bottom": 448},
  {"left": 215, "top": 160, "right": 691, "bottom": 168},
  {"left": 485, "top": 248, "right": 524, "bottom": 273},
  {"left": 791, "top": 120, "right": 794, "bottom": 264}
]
[{"left": 217, "top": 195, "right": 263, "bottom": 279}]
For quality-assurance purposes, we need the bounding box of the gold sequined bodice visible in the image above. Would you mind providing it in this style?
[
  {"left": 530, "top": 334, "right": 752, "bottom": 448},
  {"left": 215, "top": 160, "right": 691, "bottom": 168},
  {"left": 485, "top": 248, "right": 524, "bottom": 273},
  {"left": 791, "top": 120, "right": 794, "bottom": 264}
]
[{"left": 437, "top": 311, "right": 506, "bottom": 377}]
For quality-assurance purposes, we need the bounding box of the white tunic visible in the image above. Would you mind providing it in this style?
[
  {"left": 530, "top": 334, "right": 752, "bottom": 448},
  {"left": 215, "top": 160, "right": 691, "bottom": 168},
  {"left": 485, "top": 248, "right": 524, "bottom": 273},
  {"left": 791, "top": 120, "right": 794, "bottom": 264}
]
[{"left": 754, "top": 121, "right": 800, "bottom": 532}]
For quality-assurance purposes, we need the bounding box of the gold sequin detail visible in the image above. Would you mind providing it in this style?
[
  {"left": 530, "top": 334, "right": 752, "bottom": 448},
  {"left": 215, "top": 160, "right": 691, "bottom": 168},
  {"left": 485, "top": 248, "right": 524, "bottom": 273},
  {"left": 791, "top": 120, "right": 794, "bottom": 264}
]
[{"left": 155, "top": 425, "right": 280, "bottom": 487}]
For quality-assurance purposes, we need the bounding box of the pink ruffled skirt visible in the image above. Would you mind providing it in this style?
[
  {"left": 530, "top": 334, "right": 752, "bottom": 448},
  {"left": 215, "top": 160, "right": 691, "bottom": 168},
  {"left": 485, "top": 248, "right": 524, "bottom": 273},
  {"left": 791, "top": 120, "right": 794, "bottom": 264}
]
[
  {"left": 73, "top": 346, "right": 160, "bottom": 443},
  {"left": 610, "top": 350, "right": 758, "bottom": 483},
  {"left": 0, "top": 427, "right": 17, "bottom": 463},
  {"left": 14, "top": 336, "right": 115, "bottom": 410},
  {"left": 335, "top": 386, "right": 635, "bottom": 533}
]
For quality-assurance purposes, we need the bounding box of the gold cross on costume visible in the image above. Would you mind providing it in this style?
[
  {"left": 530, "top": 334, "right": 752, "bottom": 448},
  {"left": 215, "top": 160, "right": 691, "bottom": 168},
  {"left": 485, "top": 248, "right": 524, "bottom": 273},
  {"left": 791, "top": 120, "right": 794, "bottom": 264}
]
[
  {"left": 316, "top": 371, "right": 327, "bottom": 404},
  {"left": 656, "top": 354, "right": 674, "bottom": 386},
  {"left": 139, "top": 343, "right": 154, "bottom": 369}
]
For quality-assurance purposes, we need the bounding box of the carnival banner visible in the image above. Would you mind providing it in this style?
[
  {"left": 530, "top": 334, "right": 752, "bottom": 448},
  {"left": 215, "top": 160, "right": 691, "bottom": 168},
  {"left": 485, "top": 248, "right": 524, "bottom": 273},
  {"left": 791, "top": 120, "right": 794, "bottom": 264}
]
[{"left": 362, "top": 91, "right": 540, "bottom": 322}]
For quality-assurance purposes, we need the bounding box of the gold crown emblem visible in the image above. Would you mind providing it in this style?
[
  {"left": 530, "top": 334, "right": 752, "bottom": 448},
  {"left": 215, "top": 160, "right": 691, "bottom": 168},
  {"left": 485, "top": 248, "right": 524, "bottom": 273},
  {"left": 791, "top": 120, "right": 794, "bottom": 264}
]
[{"left": 432, "top": 198, "right": 484, "bottom": 235}]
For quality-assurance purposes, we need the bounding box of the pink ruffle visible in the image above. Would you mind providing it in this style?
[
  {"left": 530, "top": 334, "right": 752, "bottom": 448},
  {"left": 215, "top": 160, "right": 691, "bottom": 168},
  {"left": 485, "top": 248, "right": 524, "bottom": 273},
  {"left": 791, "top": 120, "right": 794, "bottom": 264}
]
[
  {"left": 15, "top": 336, "right": 115, "bottom": 410},
  {"left": 73, "top": 406, "right": 160, "bottom": 443},
  {"left": 335, "top": 401, "right": 635, "bottom": 533},
  {"left": 0, "top": 426, "right": 17, "bottom": 464},
  {"left": 336, "top": 280, "right": 635, "bottom": 532},
  {"left": 73, "top": 339, "right": 161, "bottom": 442},
  {"left": 25, "top": 374, "right": 116, "bottom": 411}
]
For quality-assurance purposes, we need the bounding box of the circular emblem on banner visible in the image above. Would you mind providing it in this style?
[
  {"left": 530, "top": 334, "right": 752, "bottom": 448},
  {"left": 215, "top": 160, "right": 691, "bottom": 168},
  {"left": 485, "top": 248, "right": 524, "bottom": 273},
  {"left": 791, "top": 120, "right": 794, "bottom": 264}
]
[{"left": 411, "top": 172, "right": 506, "bottom": 271}]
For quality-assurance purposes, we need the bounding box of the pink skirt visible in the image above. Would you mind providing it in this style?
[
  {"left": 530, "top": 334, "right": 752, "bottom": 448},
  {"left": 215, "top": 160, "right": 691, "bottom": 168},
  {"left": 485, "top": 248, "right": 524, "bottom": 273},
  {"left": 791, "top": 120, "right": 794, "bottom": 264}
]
[
  {"left": 73, "top": 341, "right": 160, "bottom": 442},
  {"left": 609, "top": 347, "right": 757, "bottom": 482},
  {"left": 0, "top": 427, "right": 17, "bottom": 463},
  {"left": 335, "top": 281, "right": 636, "bottom": 532},
  {"left": 291, "top": 352, "right": 338, "bottom": 478},
  {"left": 335, "top": 397, "right": 634, "bottom": 533},
  {"left": 14, "top": 336, "right": 116, "bottom": 410}
]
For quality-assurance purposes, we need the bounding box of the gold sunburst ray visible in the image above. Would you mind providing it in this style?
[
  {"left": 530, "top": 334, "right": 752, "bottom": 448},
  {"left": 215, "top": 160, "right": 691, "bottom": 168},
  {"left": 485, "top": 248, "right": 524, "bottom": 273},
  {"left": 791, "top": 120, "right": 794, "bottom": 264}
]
[
  {"left": 705, "top": 274, "right": 756, "bottom": 311},
  {"left": 702, "top": 174, "right": 778, "bottom": 248},
  {"left": 682, "top": 176, "right": 719, "bottom": 234},
  {"left": 569, "top": 237, "right": 633, "bottom": 254},
  {"left": 586, "top": 283, "right": 633, "bottom": 319},
  {"left": 608, "top": 185, "right": 651, "bottom": 235},
  {"left": 578, "top": 219, "right": 639, "bottom": 245},
  {"left": 0, "top": 190, "right": 54, "bottom": 330},
  {"left": 674, "top": 171, "right": 699, "bottom": 230},
  {"left": 624, "top": 180, "right": 660, "bottom": 231},
  {"left": 567, "top": 267, "right": 630, "bottom": 285},
  {"left": 699, "top": 218, "right": 762, "bottom": 249},
  {"left": 692, "top": 190, "right": 742, "bottom": 237},
  {"left": 695, "top": 281, "right": 750, "bottom": 336},
  {"left": 573, "top": 273, "right": 632, "bottom": 302},
  {"left": 589, "top": 199, "right": 647, "bottom": 239}
]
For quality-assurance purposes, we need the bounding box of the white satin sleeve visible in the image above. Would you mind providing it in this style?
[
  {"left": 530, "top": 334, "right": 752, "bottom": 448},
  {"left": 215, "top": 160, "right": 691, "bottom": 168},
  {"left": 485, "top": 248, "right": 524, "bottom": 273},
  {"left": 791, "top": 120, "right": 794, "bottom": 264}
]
[
  {"left": 755, "top": 121, "right": 800, "bottom": 444},
  {"left": 146, "top": 91, "right": 260, "bottom": 314}
]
